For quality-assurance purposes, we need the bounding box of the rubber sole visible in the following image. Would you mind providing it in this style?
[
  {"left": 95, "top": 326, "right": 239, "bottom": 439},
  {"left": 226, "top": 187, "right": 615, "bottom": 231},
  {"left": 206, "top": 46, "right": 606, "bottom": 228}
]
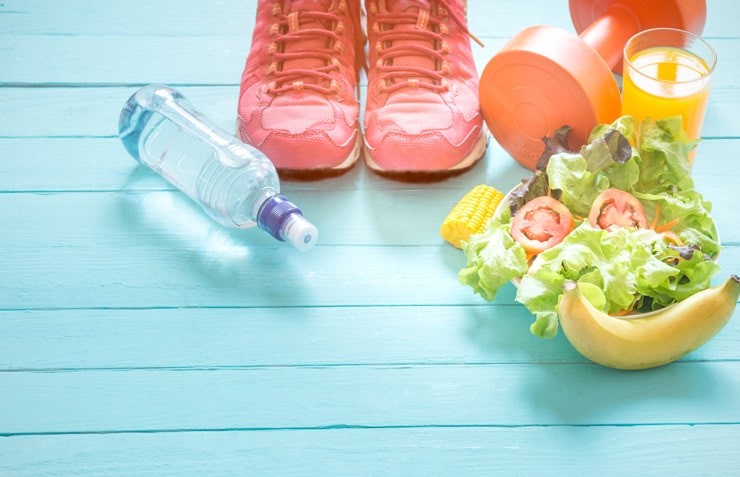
[
  {"left": 363, "top": 126, "right": 489, "bottom": 183},
  {"left": 235, "top": 123, "right": 363, "bottom": 181},
  {"left": 275, "top": 133, "right": 363, "bottom": 181}
]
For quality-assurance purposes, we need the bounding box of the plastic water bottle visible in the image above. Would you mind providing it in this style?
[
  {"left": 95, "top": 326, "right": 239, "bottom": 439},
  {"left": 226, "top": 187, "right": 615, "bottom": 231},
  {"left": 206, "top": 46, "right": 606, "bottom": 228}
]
[{"left": 118, "top": 85, "right": 318, "bottom": 251}]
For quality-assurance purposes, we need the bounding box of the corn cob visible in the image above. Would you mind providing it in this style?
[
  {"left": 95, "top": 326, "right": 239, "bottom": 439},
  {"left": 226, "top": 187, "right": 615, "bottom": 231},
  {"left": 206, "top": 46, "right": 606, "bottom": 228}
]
[{"left": 440, "top": 184, "right": 504, "bottom": 248}]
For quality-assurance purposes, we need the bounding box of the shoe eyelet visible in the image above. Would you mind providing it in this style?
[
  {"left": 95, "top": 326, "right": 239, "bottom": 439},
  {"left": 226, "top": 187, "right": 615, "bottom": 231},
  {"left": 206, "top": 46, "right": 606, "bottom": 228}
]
[
  {"left": 287, "top": 12, "right": 299, "bottom": 32},
  {"left": 416, "top": 9, "right": 429, "bottom": 29}
]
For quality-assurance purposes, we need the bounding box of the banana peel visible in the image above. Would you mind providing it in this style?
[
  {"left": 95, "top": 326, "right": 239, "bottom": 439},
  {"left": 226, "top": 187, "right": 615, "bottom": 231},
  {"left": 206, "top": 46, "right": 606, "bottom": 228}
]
[{"left": 558, "top": 275, "right": 740, "bottom": 370}]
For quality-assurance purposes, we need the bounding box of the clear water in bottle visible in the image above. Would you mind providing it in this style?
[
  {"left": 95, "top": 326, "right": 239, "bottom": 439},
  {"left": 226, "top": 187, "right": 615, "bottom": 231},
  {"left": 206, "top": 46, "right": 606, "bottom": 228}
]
[{"left": 118, "top": 85, "right": 318, "bottom": 251}]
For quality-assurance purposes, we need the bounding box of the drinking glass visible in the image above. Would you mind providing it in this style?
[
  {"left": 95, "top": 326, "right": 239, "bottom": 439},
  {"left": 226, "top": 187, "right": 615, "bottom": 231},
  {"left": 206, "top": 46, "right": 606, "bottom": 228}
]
[{"left": 622, "top": 28, "right": 716, "bottom": 163}]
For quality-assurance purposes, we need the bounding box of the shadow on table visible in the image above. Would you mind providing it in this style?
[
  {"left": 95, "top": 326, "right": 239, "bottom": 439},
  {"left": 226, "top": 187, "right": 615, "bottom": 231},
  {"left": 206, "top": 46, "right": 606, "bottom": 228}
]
[
  {"left": 462, "top": 298, "right": 584, "bottom": 364},
  {"left": 522, "top": 359, "right": 730, "bottom": 424},
  {"left": 111, "top": 170, "right": 318, "bottom": 306},
  {"left": 440, "top": 209, "right": 735, "bottom": 423},
  {"left": 459, "top": 290, "right": 734, "bottom": 425}
]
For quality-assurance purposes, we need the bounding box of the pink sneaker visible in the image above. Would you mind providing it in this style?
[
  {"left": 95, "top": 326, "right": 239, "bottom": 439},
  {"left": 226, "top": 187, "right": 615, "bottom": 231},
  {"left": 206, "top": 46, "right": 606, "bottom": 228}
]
[
  {"left": 363, "top": 0, "right": 487, "bottom": 179},
  {"left": 237, "top": 0, "right": 365, "bottom": 179}
]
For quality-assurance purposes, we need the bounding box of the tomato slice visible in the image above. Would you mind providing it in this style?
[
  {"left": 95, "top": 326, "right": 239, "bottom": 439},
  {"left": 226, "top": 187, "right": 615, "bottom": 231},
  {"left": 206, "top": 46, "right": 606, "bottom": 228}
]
[
  {"left": 588, "top": 189, "right": 648, "bottom": 230},
  {"left": 510, "top": 196, "right": 575, "bottom": 255}
]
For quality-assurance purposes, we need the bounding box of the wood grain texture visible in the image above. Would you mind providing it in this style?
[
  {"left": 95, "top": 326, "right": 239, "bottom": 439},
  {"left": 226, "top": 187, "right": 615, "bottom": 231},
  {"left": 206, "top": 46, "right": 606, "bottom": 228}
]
[
  {"left": 1, "top": 0, "right": 739, "bottom": 474},
  {"left": 1, "top": 425, "right": 736, "bottom": 476},
  {"left": 3, "top": 361, "right": 740, "bottom": 434}
]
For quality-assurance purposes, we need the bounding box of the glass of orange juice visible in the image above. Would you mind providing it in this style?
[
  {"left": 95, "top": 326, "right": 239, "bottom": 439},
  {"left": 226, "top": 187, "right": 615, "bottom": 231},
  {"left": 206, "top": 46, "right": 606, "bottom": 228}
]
[{"left": 622, "top": 28, "right": 717, "bottom": 164}]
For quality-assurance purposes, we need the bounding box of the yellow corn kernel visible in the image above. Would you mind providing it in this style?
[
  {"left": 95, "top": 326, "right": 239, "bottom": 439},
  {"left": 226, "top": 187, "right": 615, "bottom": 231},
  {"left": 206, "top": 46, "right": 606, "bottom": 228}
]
[{"left": 440, "top": 184, "right": 504, "bottom": 249}]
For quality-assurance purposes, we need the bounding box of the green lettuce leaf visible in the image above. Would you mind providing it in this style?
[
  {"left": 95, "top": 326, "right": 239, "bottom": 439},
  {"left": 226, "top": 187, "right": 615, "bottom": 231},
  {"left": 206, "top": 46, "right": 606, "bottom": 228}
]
[
  {"left": 458, "top": 210, "right": 528, "bottom": 302},
  {"left": 634, "top": 188, "right": 720, "bottom": 257},
  {"left": 633, "top": 117, "right": 697, "bottom": 193},
  {"left": 458, "top": 115, "right": 721, "bottom": 339},
  {"left": 546, "top": 131, "right": 640, "bottom": 218},
  {"left": 517, "top": 225, "right": 678, "bottom": 337}
]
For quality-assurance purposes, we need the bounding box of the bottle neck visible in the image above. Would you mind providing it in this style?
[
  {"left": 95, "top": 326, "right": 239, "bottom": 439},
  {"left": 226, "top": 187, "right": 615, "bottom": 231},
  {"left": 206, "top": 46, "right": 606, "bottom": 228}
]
[{"left": 256, "top": 193, "right": 298, "bottom": 241}]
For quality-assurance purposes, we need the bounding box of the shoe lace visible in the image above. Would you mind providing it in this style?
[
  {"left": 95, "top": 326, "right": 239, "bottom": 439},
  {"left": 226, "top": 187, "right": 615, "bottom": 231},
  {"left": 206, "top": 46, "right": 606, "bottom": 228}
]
[
  {"left": 371, "top": 0, "right": 483, "bottom": 94},
  {"left": 266, "top": 0, "right": 365, "bottom": 96}
]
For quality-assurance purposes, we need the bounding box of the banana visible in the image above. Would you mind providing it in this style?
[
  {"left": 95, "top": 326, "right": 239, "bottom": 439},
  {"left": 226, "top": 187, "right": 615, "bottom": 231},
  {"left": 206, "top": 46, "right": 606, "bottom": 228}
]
[{"left": 558, "top": 275, "right": 740, "bottom": 370}]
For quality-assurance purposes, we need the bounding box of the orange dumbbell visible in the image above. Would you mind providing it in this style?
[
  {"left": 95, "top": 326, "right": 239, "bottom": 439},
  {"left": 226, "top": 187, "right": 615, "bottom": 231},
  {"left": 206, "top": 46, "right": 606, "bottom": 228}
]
[{"left": 479, "top": 0, "right": 706, "bottom": 170}]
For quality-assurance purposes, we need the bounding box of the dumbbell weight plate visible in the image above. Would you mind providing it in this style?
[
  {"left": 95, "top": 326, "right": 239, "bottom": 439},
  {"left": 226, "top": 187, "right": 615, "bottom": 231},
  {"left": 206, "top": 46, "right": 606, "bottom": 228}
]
[{"left": 479, "top": 25, "right": 621, "bottom": 170}]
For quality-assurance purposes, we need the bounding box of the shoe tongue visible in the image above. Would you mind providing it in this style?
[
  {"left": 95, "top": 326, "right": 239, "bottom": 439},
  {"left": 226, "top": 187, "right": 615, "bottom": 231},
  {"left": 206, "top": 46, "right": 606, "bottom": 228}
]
[
  {"left": 280, "top": 0, "right": 335, "bottom": 80},
  {"left": 381, "top": 0, "right": 438, "bottom": 86},
  {"left": 285, "top": 0, "right": 333, "bottom": 13},
  {"left": 385, "top": 0, "right": 431, "bottom": 11}
]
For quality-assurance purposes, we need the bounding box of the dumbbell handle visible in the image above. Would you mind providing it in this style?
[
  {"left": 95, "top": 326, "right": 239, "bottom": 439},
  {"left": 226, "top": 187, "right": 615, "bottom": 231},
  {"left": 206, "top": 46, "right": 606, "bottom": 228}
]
[{"left": 579, "top": 4, "right": 641, "bottom": 71}]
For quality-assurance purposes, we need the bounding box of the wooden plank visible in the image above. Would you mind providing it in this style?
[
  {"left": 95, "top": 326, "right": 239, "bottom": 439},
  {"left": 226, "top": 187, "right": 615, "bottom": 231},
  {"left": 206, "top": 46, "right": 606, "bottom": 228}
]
[
  {"left": 0, "top": 185, "right": 736, "bottom": 249},
  {"left": 0, "top": 87, "right": 241, "bottom": 137},
  {"left": 3, "top": 34, "right": 739, "bottom": 97},
  {"left": 0, "top": 142, "right": 736, "bottom": 244},
  {"left": 1, "top": 424, "right": 739, "bottom": 476},
  {"left": 0, "top": 0, "right": 569, "bottom": 37},
  {"left": 1, "top": 0, "right": 734, "bottom": 39},
  {"left": 1, "top": 300, "right": 737, "bottom": 370},
  {"left": 0, "top": 35, "right": 505, "bottom": 89},
  {"left": 0, "top": 305, "right": 584, "bottom": 369},
  {"left": 0, "top": 31, "right": 736, "bottom": 103},
  {"left": 0, "top": 184, "right": 518, "bottom": 246},
  {"left": 2, "top": 361, "right": 740, "bottom": 434},
  {"left": 0, "top": 34, "right": 251, "bottom": 85},
  {"left": 0, "top": 136, "right": 527, "bottom": 193},
  {"left": 0, "top": 221, "right": 735, "bottom": 309},
  {"left": 2, "top": 79, "right": 740, "bottom": 142},
  {"left": 1, "top": 135, "right": 736, "bottom": 193},
  {"left": 0, "top": 0, "right": 258, "bottom": 36},
  {"left": 0, "top": 240, "right": 503, "bottom": 309}
]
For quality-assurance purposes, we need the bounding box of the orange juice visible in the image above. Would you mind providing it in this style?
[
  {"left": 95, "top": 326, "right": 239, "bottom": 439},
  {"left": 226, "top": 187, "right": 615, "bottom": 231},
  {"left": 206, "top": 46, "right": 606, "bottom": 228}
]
[{"left": 622, "top": 46, "right": 712, "bottom": 144}]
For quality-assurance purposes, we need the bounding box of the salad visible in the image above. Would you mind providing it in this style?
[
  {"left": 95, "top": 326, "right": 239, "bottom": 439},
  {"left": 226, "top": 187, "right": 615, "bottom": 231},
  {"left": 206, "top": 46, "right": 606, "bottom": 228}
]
[{"left": 459, "top": 116, "right": 721, "bottom": 339}]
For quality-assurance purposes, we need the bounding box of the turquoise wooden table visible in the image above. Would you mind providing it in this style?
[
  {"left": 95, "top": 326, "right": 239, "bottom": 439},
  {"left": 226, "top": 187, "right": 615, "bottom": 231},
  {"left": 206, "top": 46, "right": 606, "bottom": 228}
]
[{"left": 1, "top": 1, "right": 739, "bottom": 474}]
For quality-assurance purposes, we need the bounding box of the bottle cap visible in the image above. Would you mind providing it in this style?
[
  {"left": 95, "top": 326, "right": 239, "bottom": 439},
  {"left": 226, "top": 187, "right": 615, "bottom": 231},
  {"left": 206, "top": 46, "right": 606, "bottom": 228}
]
[
  {"left": 258, "top": 195, "right": 318, "bottom": 251},
  {"left": 280, "top": 212, "right": 319, "bottom": 251}
]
